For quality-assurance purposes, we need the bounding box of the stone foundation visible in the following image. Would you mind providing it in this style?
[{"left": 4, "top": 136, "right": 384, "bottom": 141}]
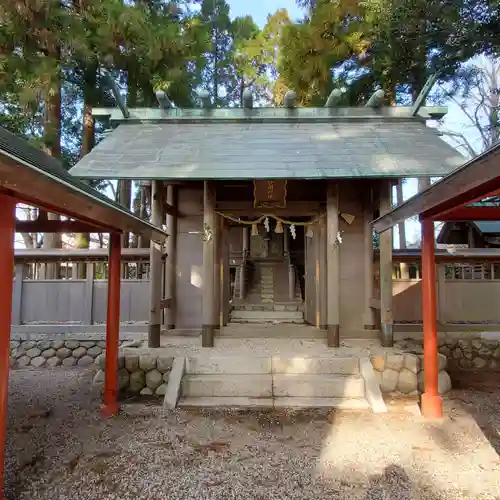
[
  {"left": 370, "top": 352, "right": 451, "bottom": 396},
  {"left": 395, "top": 335, "right": 500, "bottom": 372},
  {"left": 93, "top": 352, "right": 173, "bottom": 397}
]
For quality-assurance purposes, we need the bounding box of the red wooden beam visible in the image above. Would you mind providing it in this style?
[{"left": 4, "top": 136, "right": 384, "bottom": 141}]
[
  {"left": 101, "top": 232, "right": 121, "bottom": 418},
  {"left": 15, "top": 220, "right": 105, "bottom": 233},
  {"left": 0, "top": 194, "right": 16, "bottom": 497},
  {"left": 420, "top": 219, "right": 443, "bottom": 419},
  {"left": 430, "top": 206, "right": 500, "bottom": 221}
]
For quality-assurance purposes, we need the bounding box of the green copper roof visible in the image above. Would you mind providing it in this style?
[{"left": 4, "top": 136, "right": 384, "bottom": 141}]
[
  {"left": 70, "top": 112, "right": 464, "bottom": 180},
  {"left": 0, "top": 126, "right": 166, "bottom": 242}
]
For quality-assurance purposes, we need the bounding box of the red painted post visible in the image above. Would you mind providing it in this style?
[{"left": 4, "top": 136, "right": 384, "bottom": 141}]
[
  {"left": 101, "top": 232, "right": 121, "bottom": 418},
  {"left": 421, "top": 218, "right": 443, "bottom": 418},
  {"left": 0, "top": 194, "right": 16, "bottom": 498}
]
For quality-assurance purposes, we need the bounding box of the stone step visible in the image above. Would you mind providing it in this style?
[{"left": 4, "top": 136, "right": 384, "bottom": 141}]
[
  {"left": 186, "top": 356, "right": 270, "bottom": 375},
  {"left": 181, "top": 374, "right": 365, "bottom": 399},
  {"left": 272, "top": 356, "right": 360, "bottom": 375},
  {"left": 273, "top": 374, "right": 365, "bottom": 398},
  {"left": 178, "top": 397, "right": 369, "bottom": 410},
  {"left": 230, "top": 317, "right": 304, "bottom": 324},
  {"left": 274, "top": 397, "right": 370, "bottom": 410},
  {"left": 182, "top": 374, "right": 272, "bottom": 398},
  {"left": 230, "top": 310, "right": 303, "bottom": 321},
  {"left": 178, "top": 397, "right": 274, "bottom": 409},
  {"left": 184, "top": 355, "right": 359, "bottom": 375}
]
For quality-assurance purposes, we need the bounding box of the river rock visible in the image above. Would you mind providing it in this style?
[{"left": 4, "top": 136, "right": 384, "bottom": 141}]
[
  {"left": 155, "top": 384, "right": 167, "bottom": 396},
  {"left": 371, "top": 356, "right": 385, "bottom": 372},
  {"left": 125, "top": 355, "right": 140, "bottom": 373},
  {"left": 72, "top": 347, "right": 87, "bottom": 359},
  {"left": 87, "top": 346, "right": 102, "bottom": 358},
  {"left": 139, "top": 354, "right": 156, "bottom": 372},
  {"left": 381, "top": 369, "right": 399, "bottom": 393},
  {"left": 386, "top": 354, "right": 404, "bottom": 371},
  {"left": 26, "top": 348, "right": 41, "bottom": 359},
  {"left": 78, "top": 356, "right": 94, "bottom": 367},
  {"left": 47, "top": 356, "right": 61, "bottom": 367},
  {"left": 129, "top": 371, "right": 146, "bottom": 393},
  {"left": 146, "top": 369, "right": 162, "bottom": 390},
  {"left": 56, "top": 348, "right": 71, "bottom": 360},
  {"left": 31, "top": 357, "right": 46, "bottom": 368},
  {"left": 62, "top": 357, "right": 77, "bottom": 367},
  {"left": 65, "top": 340, "right": 80, "bottom": 350},
  {"left": 42, "top": 348, "right": 56, "bottom": 359},
  {"left": 397, "top": 369, "right": 418, "bottom": 394}
]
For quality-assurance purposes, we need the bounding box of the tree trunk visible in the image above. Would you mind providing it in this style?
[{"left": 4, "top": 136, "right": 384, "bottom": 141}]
[
  {"left": 42, "top": 44, "right": 62, "bottom": 279},
  {"left": 75, "top": 64, "right": 98, "bottom": 278}
]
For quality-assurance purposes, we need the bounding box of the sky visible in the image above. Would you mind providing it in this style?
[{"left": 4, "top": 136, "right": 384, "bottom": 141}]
[
  {"left": 226, "top": 0, "right": 477, "bottom": 247},
  {"left": 15, "top": 0, "right": 482, "bottom": 249},
  {"left": 227, "top": 0, "right": 304, "bottom": 26}
]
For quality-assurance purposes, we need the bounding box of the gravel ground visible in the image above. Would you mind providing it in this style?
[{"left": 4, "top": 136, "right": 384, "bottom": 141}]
[{"left": 5, "top": 367, "right": 500, "bottom": 500}]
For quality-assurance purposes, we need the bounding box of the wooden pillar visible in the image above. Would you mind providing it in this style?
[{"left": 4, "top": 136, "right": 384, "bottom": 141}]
[
  {"left": 288, "top": 262, "right": 296, "bottom": 301},
  {"left": 397, "top": 179, "right": 409, "bottom": 279},
  {"left": 164, "top": 184, "right": 177, "bottom": 329},
  {"left": 315, "top": 226, "right": 321, "bottom": 328},
  {"left": 379, "top": 180, "right": 393, "bottom": 347},
  {"left": 239, "top": 227, "right": 248, "bottom": 299},
  {"left": 326, "top": 182, "right": 340, "bottom": 347},
  {"left": 214, "top": 214, "right": 221, "bottom": 330},
  {"left": 319, "top": 221, "right": 327, "bottom": 329},
  {"left": 363, "top": 188, "right": 375, "bottom": 329},
  {"left": 148, "top": 180, "right": 163, "bottom": 348},
  {"left": 222, "top": 219, "right": 231, "bottom": 325},
  {"left": 288, "top": 224, "right": 295, "bottom": 301},
  {"left": 0, "top": 195, "right": 16, "bottom": 498},
  {"left": 101, "top": 232, "right": 121, "bottom": 418},
  {"left": 202, "top": 181, "right": 216, "bottom": 347},
  {"left": 421, "top": 219, "right": 443, "bottom": 418}
]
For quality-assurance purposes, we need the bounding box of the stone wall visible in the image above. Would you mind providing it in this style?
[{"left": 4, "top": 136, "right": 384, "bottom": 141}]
[
  {"left": 93, "top": 351, "right": 173, "bottom": 397},
  {"left": 9, "top": 339, "right": 116, "bottom": 369},
  {"left": 395, "top": 335, "right": 500, "bottom": 372},
  {"left": 370, "top": 352, "right": 451, "bottom": 396}
]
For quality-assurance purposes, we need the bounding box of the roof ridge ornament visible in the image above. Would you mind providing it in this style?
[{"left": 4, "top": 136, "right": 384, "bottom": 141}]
[
  {"left": 284, "top": 90, "right": 297, "bottom": 109},
  {"left": 102, "top": 71, "right": 130, "bottom": 119},
  {"left": 156, "top": 91, "right": 174, "bottom": 109},
  {"left": 198, "top": 90, "right": 211, "bottom": 109},
  {"left": 242, "top": 89, "right": 253, "bottom": 109},
  {"left": 325, "top": 89, "right": 342, "bottom": 108},
  {"left": 365, "top": 89, "right": 385, "bottom": 108}
]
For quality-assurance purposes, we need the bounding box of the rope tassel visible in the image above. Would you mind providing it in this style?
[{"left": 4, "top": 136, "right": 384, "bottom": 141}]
[
  {"left": 251, "top": 223, "right": 259, "bottom": 236},
  {"left": 275, "top": 220, "right": 283, "bottom": 233}
]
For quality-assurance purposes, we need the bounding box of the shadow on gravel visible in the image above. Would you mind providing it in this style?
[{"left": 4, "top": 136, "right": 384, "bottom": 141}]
[
  {"left": 362, "top": 464, "right": 440, "bottom": 500},
  {"left": 448, "top": 370, "right": 500, "bottom": 455}
]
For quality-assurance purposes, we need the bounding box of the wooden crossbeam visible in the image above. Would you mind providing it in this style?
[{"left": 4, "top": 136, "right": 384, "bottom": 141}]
[
  {"left": 411, "top": 73, "right": 438, "bottom": 116},
  {"left": 102, "top": 72, "right": 130, "bottom": 119},
  {"left": 16, "top": 219, "right": 106, "bottom": 233},
  {"left": 431, "top": 206, "right": 500, "bottom": 221}
]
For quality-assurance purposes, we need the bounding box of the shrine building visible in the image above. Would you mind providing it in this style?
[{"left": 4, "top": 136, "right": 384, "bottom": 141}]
[{"left": 69, "top": 88, "right": 464, "bottom": 348}]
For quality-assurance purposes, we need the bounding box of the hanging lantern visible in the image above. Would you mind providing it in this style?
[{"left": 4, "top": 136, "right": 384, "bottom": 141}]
[
  {"left": 275, "top": 220, "right": 284, "bottom": 233},
  {"left": 251, "top": 223, "right": 259, "bottom": 236}
]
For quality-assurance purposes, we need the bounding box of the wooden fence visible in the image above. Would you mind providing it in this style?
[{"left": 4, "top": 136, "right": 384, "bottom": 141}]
[{"left": 12, "top": 249, "right": 500, "bottom": 332}]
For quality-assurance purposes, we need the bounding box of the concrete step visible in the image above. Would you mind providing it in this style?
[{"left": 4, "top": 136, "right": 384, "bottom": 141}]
[
  {"left": 273, "top": 374, "right": 365, "bottom": 398},
  {"left": 182, "top": 374, "right": 272, "bottom": 398},
  {"left": 274, "top": 397, "right": 370, "bottom": 410},
  {"left": 178, "top": 397, "right": 369, "bottom": 410},
  {"left": 230, "top": 310, "right": 303, "bottom": 321},
  {"left": 186, "top": 356, "right": 270, "bottom": 375},
  {"left": 185, "top": 355, "right": 359, "bottom": 375},
  {"left": 272, "top": 356, "right": 360, "bottom": 375},
  {"left": 178, "top": 397, "right": 274, "bottom": 409}
]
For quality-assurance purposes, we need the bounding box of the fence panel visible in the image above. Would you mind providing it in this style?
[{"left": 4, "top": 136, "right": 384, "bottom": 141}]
[{"left": 21, "top": 280, "right": 87, "bottom": 324}]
